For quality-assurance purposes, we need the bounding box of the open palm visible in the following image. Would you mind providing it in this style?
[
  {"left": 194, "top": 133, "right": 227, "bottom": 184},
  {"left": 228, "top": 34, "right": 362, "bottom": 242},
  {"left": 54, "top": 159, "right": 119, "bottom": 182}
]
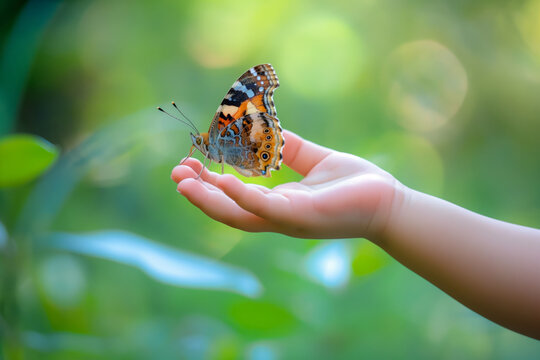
[{"left": 171, "top": 130, "right": 399, "bottom": 240}]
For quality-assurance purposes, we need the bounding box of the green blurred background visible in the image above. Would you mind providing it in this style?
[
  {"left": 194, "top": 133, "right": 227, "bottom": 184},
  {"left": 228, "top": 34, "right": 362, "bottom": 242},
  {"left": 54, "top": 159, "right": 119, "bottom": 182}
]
[{"left": 1, "top": 0, "right": 540, "bottom": 358}]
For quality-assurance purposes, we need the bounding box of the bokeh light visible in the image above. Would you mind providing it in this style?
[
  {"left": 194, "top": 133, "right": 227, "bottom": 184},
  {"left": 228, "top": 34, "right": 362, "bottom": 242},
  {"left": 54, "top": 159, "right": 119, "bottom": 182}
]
[
  {"left": 384, "top": 40, "right": 468, "bottom": 132},
  {"left": 278, "top": 15, "right": 364, "bottom": 98},
  {"left": 37, "top": 254, "right": 87, "bottom": 309}
]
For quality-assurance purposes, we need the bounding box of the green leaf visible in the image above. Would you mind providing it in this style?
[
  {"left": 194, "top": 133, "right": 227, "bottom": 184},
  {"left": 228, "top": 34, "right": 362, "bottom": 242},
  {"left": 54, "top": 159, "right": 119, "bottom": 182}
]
[
  {"left": 0, "top": 134, "right": 59, "bottom": 187},
  {"left": 352, "top": 240, "right": 391, "bottom": 277},
  {"left": 228, "top": 300, "right": 296, "bottom": 335}
]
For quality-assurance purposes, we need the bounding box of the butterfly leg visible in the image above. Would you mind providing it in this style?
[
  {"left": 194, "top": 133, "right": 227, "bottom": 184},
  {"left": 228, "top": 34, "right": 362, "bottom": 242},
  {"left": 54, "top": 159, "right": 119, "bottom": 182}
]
[
  {"left": 179, "top": 146, "right": 196, "bottom": 166},
  {"left": 196, "top": 154, "right": 210, "bottom": 180},
  {"left": 221, "top": 156, "right": 225, "bottom": 175}
]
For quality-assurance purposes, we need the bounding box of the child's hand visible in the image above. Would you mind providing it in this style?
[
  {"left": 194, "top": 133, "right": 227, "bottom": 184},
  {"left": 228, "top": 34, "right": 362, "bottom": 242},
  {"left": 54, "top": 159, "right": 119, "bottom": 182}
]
[
  {"left": 171, "top": 130, "right": 399, "bottom": 240},
  {"left": 171, "top": 130, "right": 540, "bottom": 339}
]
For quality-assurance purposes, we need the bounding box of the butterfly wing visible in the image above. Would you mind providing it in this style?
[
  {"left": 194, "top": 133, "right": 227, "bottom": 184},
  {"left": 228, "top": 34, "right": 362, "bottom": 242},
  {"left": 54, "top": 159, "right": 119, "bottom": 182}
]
[
  {"left": 209, "top": 64, "right": 279, "bottom": 139},
  {"left": 217, "top": 112, "right": 284, "bottom": 177}
]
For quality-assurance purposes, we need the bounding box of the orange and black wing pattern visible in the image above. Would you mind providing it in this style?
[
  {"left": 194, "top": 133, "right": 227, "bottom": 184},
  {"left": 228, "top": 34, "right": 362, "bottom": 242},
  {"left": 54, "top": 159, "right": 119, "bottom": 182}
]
[{"left": 209, "top": 64, "right": 279, "bottom": 136}]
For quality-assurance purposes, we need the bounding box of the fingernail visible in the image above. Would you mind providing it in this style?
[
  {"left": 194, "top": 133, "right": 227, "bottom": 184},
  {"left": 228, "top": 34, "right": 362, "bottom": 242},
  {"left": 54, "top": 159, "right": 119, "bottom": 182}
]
[{"left": 176, "top": 188, "right": 182, "bottom": 195}]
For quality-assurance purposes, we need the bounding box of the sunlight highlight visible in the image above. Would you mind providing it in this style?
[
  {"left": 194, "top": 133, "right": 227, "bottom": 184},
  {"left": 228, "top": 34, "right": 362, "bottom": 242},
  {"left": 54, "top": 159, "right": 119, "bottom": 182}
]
[{"left": 304, "top": 241, "right": 350, "bottom": 289}]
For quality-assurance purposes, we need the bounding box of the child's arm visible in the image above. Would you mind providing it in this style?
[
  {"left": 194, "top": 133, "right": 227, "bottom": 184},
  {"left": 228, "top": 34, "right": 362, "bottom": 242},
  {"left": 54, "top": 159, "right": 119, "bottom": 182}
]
[
  {"left": 382, "top": 187, "right": 540, "bottom": 340},
  {"left": 171, "top": 130, "right": 540, "bottom": 340}
]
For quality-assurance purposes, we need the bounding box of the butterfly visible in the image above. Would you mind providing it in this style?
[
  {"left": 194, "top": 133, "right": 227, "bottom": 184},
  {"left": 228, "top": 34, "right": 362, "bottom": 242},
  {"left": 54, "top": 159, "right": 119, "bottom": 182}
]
[{"left": 159, "top": 64, "right": 284, "bottom": 177}]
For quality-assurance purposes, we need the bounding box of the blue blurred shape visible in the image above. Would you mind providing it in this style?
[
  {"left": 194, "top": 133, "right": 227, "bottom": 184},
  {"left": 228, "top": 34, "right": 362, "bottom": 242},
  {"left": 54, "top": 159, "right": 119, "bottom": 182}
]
[
  {"left": 0, "top": 221, "right": 7, "bottom": 248},
  {"left": 24, "top": 331, "right": 105, "bottom": 353},
  {"left": 44, "top": 231, "right": 263, "bottom": 297},
  {"left": 246, "top": 342, "right": 276, "bottom": 360},
  {"left": 304, "top": 241, "right": 350, "bottom": 289}
]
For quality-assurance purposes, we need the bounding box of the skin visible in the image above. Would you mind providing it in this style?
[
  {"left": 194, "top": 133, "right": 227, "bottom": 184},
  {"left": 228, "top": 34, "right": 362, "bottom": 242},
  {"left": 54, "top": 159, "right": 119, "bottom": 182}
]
[{"left": 171, "top": 130, "right": 540, "bottom": 340}]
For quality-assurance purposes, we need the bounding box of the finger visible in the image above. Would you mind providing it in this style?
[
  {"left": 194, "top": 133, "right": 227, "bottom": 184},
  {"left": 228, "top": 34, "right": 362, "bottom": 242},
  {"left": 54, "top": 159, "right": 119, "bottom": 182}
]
[
  {"left": 216, "top": 174, "right": 292, "bottom": 221},
  {"left": 171, "top": 163, "right": 232, "bottom": 194},
  {"left": 282, "top": 130, "right": 333, "bottom": 177},
  {"left": 171, "top": 164, "right": 197, "bottom": 183},
  {"left": 171, "top": 165, "right": 222, "bottom": 193},
  {"left": 248, "top": 183, "right": 272, "bottom": 194},
  {"left": 171, "top": 159, "right": 221, "bottom": 186},
  {"left": 177, "top": 178, "right": 272, "bottom": 232}
]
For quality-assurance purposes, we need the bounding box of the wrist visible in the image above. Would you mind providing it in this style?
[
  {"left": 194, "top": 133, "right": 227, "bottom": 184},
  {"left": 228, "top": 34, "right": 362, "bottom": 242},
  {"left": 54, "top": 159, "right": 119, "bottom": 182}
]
[{"left": 368, "top": 179, "right": 412, "bottom": 246}]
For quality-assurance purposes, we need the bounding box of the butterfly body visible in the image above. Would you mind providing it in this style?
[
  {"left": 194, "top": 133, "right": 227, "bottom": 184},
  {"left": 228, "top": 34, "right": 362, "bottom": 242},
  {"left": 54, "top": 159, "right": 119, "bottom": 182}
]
[{"left": 189, "top": 64, "right": 284, "bottom": 177}]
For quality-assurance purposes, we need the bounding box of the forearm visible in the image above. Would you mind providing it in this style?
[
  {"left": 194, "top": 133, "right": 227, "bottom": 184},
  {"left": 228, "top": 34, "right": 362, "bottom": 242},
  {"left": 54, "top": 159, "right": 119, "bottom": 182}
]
[{"left": 377, "top": 186, "right": 540, "bottom": 340}]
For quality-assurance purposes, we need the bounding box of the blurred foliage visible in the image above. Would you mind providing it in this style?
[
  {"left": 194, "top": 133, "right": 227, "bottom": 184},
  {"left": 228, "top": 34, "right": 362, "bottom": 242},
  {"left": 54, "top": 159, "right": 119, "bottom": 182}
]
[{"left": 1, "top": 0, "right": 540, "bottom": 359}]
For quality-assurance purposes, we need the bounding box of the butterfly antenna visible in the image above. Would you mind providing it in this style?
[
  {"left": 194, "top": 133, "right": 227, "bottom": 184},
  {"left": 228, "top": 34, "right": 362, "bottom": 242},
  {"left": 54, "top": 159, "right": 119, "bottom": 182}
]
[
  {"left": 157, "top": 106, "right": 199, "bottom": 134},
  {"left": 172, "top": 101, "right": 200, "bottom": 135}
]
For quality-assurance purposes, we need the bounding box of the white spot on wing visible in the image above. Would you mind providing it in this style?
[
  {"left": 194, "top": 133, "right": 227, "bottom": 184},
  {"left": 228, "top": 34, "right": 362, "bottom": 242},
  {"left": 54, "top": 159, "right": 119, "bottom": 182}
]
[
  {"left": 246, "top": 102, "right": 258, "bottom": 114},
  {"left": 221, "top": 105, "right": 238, "bottom": 116}
]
